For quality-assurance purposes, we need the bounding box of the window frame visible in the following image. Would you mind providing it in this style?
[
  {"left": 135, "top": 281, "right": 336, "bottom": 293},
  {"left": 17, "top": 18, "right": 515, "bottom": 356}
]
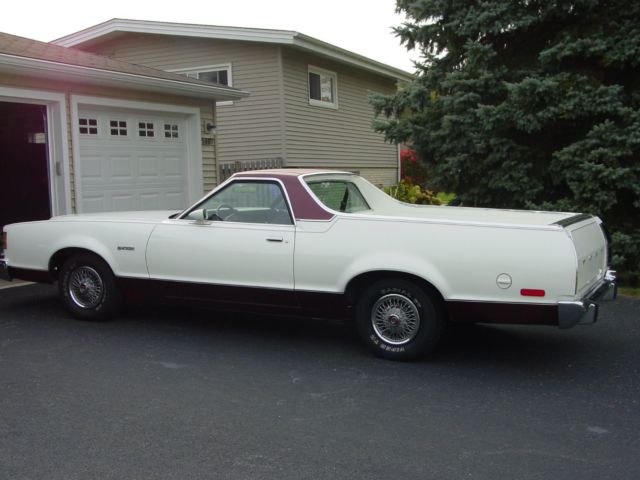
[
  {"left": 305, "top": 179, "right": 371, "bottom": 214},
  {"left": 108, "top": 119, "right": 128, "bottom": 138},
  {"left": 181, "top": 179, "right": 295, "bottom": 226},
  {"left": 168, "top": 64, "right": 234, "bottom": 106},
  {"left": 137, "top": 120, "right": 155, "bottom": 139},
  {"left": 308, "top": 65, "right": 338, "bottom": 109},
  {"left": 78, "top": 117, "right": 98, "bottom": 136}
]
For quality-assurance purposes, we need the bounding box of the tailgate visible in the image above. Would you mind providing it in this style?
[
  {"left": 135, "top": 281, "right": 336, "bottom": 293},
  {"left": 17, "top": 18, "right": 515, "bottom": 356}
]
[{"left": 561, "top": 215, "right": 608, "bottom": 295}]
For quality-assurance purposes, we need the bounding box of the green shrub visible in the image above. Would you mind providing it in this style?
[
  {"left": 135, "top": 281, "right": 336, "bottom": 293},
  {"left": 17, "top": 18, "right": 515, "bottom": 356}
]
[{"left": 384, "top": 180, "right": 442, "bottom": 205}]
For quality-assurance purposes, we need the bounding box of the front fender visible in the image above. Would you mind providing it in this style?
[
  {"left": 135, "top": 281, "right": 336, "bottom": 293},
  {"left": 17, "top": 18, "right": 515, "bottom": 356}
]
[{"left": 7, "top": 221, "right": 154, "bottom": 278}]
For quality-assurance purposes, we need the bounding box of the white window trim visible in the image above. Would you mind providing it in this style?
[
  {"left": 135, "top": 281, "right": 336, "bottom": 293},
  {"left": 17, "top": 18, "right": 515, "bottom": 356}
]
[
  {"left": 137, "top": 120, "right": 156, "bottom": 139},
  {"left": 70, "top": 95, "right": 204, "bottom": 212},
  {"left": 308, "top": 65, "right": 338, "bottom": 110},
  {"left": 167, "top": 64, "right": 234, "bottom": 106}
]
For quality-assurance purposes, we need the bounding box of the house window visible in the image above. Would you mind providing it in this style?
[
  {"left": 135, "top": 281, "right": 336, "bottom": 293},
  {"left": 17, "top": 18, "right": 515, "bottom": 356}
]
[
  {"left": 169, "top": 64, "right": 233, "bottom": 106},
  {"left": 109, "top": 120, "right": 127, "bottom": 136},
  {"left": 186, "top": 69, "right": 229, "bottom": 86},
  {"left": 138, "top": 122, "right": 155, "bottom": 138},
  {"left": 308, "top": 66, "right": 338, "bottom": 108},
  {"left": 164, "top": 124, "right": 179, "bottom": 139},
  {"left": 178, "top": 65, "right": 232, "bottom": 86},
  {"left": 79, "top": 118, "right": 98, "bottom": 135}
]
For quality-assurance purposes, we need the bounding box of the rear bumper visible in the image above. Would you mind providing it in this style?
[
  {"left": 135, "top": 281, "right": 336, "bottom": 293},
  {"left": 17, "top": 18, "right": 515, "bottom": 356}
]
[
  {"left": 558, "top": 270, "right": 617, "bottom": 329},
  {"left": 0, "top": 259, "right": 11, "bottom": 281}
]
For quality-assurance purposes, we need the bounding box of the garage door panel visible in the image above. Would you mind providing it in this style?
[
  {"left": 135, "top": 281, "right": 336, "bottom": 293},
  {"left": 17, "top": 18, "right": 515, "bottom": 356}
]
[
  {"left": 78, "top": 107, "right": 190, "bottom": 213},
  {"left": 164, "top": 157, "right": 183, "bottom": 177},
  {"left": 80, "top": 189, "right": 186, "bottom": 212},
  {"left": 139, "top": 156, "right": 162, "bottom": 178},
  {"left": 82, "top": 195, "right": 107, "bottom": 213},
  {"left": 112, "top": 194, "right": 135, "bottom": 211},
  {"left": 81, "top": 155, "right": 104, "bottom": 180},
  {"left": 111, "top": 156, "right": 135, "bottom": 179},
  {"left": 140, "top": 193, "right": 161, "bottom": 210}
]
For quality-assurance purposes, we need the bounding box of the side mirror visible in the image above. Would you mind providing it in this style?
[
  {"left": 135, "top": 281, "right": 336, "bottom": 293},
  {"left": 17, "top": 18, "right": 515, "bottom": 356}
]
[{"left": 190, "top": 208, "right": 210, "bottom": 224}]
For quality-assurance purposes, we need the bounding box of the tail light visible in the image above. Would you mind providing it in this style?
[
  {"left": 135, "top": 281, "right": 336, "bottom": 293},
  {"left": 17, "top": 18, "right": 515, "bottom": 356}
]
[{"left": 521, "top": 289, "right": 546, "bottom": 297}]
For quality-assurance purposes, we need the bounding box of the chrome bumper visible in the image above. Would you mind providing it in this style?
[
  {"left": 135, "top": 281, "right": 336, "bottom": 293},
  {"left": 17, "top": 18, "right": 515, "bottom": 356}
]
[
  {"left": 0, "top": 259, "right": 10, "bottom": 281},
  {"left": 558, "top": 270, "right": 617, "bottom": 329}
]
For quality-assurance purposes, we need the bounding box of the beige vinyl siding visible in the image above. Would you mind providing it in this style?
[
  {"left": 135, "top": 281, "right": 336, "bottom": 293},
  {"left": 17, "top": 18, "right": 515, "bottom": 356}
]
[
  {"left": 199, "top": 103, "right": 217, "bottom": 190},
  {"left": 80, "top": 34, "right": 400, "bottom": 186},
  {"left": 85, "top": 34, "right": 284, "bottom": 166},
  {"left": 281, "top": 48, "right": 397, "bottom": 171}
]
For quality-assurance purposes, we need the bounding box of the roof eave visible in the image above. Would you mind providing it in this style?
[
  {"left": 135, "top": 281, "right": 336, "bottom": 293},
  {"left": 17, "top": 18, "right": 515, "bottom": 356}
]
[
  {"left": 292, "top": 33, "right": 413, "bottom": 82},
  {"left": 54, "top": 19, "right": 297, "bottom": 48},
  {"left": 53, "top": 19, "right": 414, "bottom": 82},
  {"left": 0, "top": 53, "right": 249, "bottom": 101}
]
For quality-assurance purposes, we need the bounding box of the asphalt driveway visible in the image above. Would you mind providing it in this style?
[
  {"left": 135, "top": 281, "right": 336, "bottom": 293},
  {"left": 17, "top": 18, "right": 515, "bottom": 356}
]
[{"left": 1, "top": 284, "right": 639, "bottom": 479}]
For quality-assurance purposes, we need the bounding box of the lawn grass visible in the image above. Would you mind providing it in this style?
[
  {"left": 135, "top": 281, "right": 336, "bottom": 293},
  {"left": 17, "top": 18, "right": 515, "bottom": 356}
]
[{"left": 618, "top": 286, "right": 640, "bottom": 298}]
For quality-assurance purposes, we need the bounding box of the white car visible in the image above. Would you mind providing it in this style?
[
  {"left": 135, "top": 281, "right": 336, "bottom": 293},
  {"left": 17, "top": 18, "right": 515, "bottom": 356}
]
[{"left": 0, "top": 169, "right": 617, "bottom": 360}]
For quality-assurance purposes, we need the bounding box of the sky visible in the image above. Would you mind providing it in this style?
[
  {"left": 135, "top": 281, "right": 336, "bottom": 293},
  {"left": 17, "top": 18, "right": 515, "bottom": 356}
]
[{"left": 1, "top": 0, "right": 420, "bottom": 73}]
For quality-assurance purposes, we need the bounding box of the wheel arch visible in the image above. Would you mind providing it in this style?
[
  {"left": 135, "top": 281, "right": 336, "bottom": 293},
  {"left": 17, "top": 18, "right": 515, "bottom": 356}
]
[
  {"left": 344, "top": 270, "right": 446, "bottom": 309},
  {"left": 49, "top": 247, "right": 113, "bottom": 280}
]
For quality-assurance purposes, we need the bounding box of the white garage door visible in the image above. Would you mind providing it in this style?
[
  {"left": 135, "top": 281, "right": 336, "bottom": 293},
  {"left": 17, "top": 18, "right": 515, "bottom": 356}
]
[{"left": 77, "top": 107, "right": 190, "bottom": 213}]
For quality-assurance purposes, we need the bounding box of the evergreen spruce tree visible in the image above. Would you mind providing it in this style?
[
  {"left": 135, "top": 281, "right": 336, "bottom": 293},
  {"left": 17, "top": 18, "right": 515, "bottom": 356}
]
[{"left": 372, "top": 0, "right": 640, "bottom": 282}]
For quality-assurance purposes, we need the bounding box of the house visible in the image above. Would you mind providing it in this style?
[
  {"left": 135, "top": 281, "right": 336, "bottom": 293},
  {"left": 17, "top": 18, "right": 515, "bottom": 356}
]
[
  {"left": 54, "top": 19, "right": 412, "bottom": 186},
  {"left": 0, "top": 31, "right": 247, "bottom": 230}
]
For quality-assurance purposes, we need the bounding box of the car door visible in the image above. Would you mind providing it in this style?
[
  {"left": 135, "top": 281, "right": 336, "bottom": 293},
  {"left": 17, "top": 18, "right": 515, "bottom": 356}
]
[{"left": 145, "top": 179, "right": 297, "bottom": 309}]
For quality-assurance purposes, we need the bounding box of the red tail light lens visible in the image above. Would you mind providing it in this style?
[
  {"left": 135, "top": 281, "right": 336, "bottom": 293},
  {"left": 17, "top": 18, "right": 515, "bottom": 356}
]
[{"left": 520, "top": 289, "right": 545, "bottom": 297}]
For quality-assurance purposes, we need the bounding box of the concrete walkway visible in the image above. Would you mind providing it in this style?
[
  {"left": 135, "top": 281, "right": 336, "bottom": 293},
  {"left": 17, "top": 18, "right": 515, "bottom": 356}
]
[{"left": 0, "top": 279, "right": 32, "bottom": 289}]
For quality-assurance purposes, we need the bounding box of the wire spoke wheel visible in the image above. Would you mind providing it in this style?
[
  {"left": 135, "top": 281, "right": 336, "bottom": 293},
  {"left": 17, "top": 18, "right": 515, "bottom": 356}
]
[
  {"left": 371, "top": 293, "right": 421, "bottom": 345},
  {"left": 68, "top": 266, "right": 104, "bottom": 309}
]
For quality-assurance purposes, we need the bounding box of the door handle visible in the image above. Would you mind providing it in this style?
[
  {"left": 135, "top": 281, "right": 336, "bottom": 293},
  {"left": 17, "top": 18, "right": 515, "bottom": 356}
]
[{"left": 266, "top": 237, "right": 283, "bottom": 243}]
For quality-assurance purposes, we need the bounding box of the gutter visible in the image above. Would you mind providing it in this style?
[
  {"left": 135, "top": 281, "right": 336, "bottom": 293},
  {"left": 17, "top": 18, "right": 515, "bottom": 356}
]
[{"left": 0, "top": 53, "right": 250, "bottom": 101}]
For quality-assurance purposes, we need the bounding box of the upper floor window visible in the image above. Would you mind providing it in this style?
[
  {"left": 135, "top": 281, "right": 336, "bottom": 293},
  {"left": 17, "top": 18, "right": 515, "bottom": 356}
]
[
  {"left": 171, "top": 64, "right": 232, "bottom": 86},
  {"left": 186, "top": 69, "right": 229, "bottom": 86},
  {"left": 308, "top": 66, "right": 338, "bottom": 109},
  {"left": 170, "top": 64, "right": 233, "bottom": 106}
]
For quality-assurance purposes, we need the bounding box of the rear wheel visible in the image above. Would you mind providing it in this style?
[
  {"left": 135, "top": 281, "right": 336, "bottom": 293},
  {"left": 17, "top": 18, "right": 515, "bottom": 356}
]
[
  {"left": 356, "top": 279, "right": 444, "bottom": 360},
  {"left": 59, "top": 253, "right": 122, "bottom": 321}
]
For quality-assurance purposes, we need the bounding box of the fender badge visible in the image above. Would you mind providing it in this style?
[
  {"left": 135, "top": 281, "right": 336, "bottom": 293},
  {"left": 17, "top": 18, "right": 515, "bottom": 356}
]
[{"left": 117, "top": 246, "right": 135, "bottom": 251}]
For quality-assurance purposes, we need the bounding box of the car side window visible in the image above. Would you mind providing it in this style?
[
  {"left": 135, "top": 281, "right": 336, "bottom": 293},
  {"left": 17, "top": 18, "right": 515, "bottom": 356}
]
[
  {"left": 306, "top": 181, "right": 370, "bottom": 213},
  {"left": 184, "top": 181, "right": 293, "bottom": 225}
]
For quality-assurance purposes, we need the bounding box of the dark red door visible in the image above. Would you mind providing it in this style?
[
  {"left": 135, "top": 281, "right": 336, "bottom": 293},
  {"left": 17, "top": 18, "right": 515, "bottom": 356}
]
[{"left": 0, "top": 102, "right": 51, "bottom": 230}]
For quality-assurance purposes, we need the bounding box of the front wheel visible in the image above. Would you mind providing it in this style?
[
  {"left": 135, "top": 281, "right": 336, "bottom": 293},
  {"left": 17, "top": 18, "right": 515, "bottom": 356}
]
[
  {"left": 355, "top": 279, "right": 444, "bottom": 361},
  {"left": 59, "top": 253, "right": 122, "bottom": 321}
]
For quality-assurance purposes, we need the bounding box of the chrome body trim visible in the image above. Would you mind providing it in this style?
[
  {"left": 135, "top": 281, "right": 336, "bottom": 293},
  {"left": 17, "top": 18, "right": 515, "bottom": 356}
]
[{"left": 558, "top": 269, "right": 617, "bottom": 329}]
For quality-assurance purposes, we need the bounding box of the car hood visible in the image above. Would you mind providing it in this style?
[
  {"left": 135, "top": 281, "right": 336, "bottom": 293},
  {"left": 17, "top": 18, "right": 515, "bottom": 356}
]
[{"left": 51, "top": 210, "right": 180, "bottom": 223}]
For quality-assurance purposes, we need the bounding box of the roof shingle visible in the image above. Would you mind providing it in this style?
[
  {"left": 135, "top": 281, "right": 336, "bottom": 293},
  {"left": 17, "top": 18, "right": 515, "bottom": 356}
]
[{"left": 0, "top": 31, "right": 240, "bottom": 90}]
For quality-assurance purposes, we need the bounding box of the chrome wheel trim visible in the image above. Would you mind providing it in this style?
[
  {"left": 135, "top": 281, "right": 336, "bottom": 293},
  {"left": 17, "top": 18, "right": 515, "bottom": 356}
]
[
  {"left": 371, "top": 293, "right": 421, "bottom": 345},
  {"left": 68, "top": 266, "right": 104, "bottom": 309}
]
